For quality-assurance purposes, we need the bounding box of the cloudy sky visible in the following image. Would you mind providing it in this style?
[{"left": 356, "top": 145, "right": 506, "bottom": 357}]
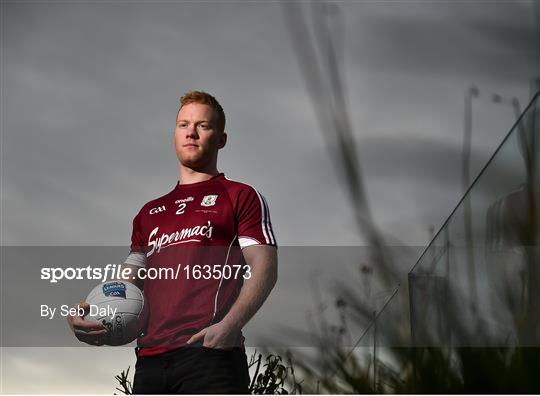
[{"left": 2, "top": 0, "right": 539, "bottom": 393}]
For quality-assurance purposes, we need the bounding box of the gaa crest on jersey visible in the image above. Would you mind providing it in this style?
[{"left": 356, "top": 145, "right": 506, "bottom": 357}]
[{"left": 201, "top": 195, "right": 218, "bottom": 207}]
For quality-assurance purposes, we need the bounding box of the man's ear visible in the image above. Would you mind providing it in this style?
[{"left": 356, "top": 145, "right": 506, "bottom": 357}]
[{"left": 218, "top": 132, "right": 228, "bottom": 149}]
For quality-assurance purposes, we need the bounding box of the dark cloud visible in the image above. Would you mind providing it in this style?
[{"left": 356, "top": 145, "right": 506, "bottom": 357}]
[
  {"left": 345, "top": 1, "right": 539, "bottom": 80},
  {"left": 4, "top": 0, "right": 537, "bottom": 246}
]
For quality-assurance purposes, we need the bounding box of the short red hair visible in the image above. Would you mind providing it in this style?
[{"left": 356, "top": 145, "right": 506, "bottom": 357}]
[{"left": 180, "top": 91, "right": 226, "bottom": 134}]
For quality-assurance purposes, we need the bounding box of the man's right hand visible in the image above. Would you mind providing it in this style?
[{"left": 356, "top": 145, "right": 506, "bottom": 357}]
[{"left": 67, "top": 302, "right": 108, "bottom": 346}]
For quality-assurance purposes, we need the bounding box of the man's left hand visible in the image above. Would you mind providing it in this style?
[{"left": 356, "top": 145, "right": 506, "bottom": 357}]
[{"left": 186, "top": 321, "right": 240, "bottom": 349}]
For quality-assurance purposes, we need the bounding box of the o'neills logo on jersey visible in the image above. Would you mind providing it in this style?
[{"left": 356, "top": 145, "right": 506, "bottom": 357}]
[{"left": 147, "top": 221, "right": 213, "bottom": 257}]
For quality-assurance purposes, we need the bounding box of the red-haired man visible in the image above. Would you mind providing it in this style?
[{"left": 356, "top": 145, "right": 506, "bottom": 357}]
[{"left": 68, "top": 91, "right": 277, "bottom": 394}]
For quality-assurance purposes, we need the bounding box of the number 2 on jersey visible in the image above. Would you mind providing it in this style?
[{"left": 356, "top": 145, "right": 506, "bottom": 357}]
[{"left": 176, "top": 203, "right": 187, "bottom": 215}]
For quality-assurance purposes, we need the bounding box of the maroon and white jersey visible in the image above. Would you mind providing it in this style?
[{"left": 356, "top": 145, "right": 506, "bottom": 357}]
[{"left": 125, "top": 173, "right": 276, "bottom": 356}]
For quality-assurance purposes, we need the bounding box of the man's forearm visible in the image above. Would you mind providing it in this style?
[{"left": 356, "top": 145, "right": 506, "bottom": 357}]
[{"left": 220, "top": 246, "right": 277, "bottom": 331}]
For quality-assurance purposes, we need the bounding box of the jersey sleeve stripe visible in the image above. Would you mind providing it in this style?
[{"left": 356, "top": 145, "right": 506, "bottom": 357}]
[
  {"left": 260, "top": 194, "right": 276, "bottom": 245},
  {"left": 238, "top": 236, "right": 262, "bottom": 248},
  {"left": 223, "top": 176, "right": 276, "bottom": 246},
  {"left": 255, "top": 190, "right": 271, "bottom": 244}
]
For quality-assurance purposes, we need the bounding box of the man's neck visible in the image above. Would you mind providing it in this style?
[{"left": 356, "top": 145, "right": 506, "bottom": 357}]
[{"left": 178, "top": 165, "right": 220, "bottom": 185}]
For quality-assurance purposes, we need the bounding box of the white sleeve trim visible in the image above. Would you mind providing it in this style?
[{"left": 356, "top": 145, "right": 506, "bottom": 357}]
[
  {"left": 239, "top": 236, "right": 262, "bottom": 249},
  {"left": 125, "top": 252, "right": 146, "bottom": 267},
  {"left": 254, "top": 190, "right": 276, "bottom": 245}
]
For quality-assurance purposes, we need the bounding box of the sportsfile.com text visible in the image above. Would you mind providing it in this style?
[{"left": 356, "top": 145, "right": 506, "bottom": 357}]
[{"left": 40, "top": 264, "right": 251, "bottom": 284}]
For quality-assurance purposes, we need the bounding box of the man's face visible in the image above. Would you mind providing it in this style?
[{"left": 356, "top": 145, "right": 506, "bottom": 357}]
[{"left": 174, "top": 103, "right": 226, "bottom": 170}]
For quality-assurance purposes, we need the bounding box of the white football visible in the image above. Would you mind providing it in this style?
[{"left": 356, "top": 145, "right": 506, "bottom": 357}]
[{"left": 85, "top": 281, "right": 147, "bottom": 346}]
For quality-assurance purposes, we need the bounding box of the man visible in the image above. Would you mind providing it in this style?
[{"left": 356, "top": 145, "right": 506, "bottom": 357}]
[{"left": 68, "top": 91, "right": 278, "bottom": 394}]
